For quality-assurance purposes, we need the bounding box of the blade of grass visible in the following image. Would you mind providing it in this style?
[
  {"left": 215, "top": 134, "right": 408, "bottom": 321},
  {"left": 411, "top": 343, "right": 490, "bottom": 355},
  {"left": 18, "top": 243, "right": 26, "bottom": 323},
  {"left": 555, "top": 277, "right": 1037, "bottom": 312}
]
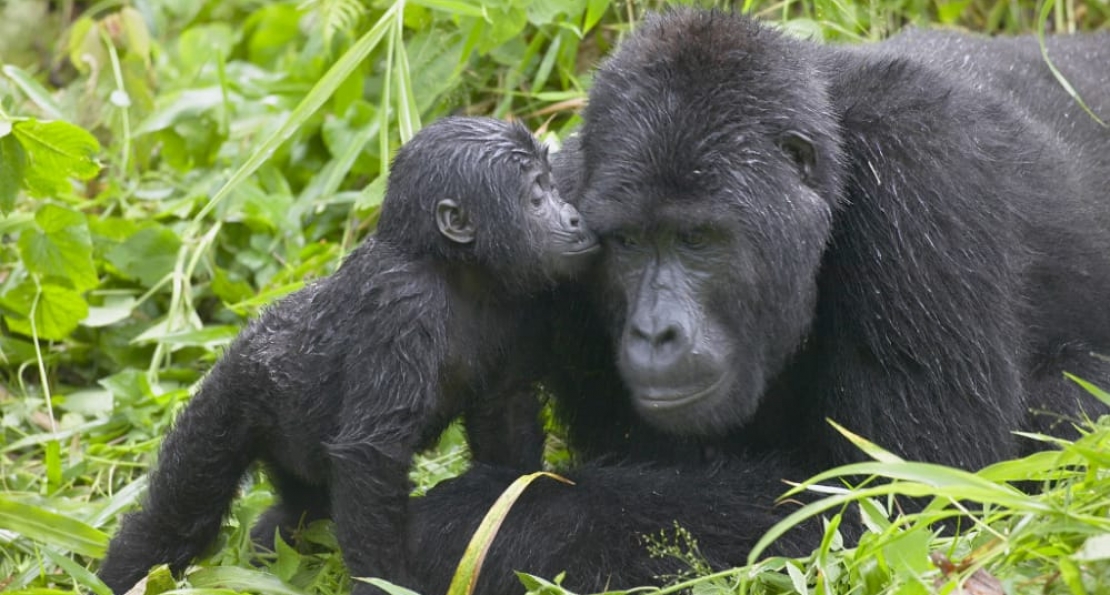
[
  {"left": 447, "top": 471, "right": 574, "bottom": 595},
  {"left": 0, "top": 496, "right": 109, "bottom": 558}
]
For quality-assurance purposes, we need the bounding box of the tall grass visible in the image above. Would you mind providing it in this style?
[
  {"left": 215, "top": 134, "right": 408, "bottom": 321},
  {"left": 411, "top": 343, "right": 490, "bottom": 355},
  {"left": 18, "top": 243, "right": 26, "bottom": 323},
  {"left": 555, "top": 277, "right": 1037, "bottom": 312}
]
[{"left": 0, "top": 1, "right": 1107, "bottom": 594}]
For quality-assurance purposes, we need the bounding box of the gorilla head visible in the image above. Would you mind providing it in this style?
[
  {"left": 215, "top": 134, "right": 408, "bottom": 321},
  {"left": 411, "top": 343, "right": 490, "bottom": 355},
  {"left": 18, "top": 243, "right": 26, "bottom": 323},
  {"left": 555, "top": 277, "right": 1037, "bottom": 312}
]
[
  {"left": 577, "top": 11, "right": 846, "bottom": 434},
  {"left": 379, "top": 117, "right": 598, "bottom": 294}
]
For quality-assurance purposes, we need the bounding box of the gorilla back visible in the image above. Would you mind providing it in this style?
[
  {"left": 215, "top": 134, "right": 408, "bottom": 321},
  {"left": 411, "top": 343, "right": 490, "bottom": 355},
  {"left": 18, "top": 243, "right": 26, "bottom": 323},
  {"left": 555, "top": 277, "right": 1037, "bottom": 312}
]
[{"left": 407, "top": 10, "right": 1110, "bottom": 594}]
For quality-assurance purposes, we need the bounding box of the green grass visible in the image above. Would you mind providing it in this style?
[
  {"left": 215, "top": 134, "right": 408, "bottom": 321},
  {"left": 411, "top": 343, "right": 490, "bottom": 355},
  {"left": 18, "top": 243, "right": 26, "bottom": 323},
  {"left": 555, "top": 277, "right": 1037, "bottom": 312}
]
[{"left": 1, "top": 1, "right": 1109, "bottom": 594}]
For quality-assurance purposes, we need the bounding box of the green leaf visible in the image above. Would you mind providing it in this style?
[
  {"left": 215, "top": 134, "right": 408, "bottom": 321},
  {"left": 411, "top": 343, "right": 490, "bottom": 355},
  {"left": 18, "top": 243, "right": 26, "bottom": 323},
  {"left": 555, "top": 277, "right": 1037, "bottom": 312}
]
[
  {"left": 358, "top": 579, "right": 424, "bottom": 595},
  {"left": 2, "top": 281, "right": 90, "bottom": 341},
  {"left": 827, "top": 419, "right": 904, "bottom": 464},
  {"left": 583, "top": 0, "right": 609, "bottom": 32},
  {"left": 43, "top": 547, "right": 113, "bottom": 595},
  {"left": 156, "top": 325, "right": 239, "bottom": 349},
  {"left": 18, "top": 203, "right": 98, "bottom": 291},
  {"left": 119, "top": 7, "right": 152, "bottom": 66},
  {"left": 408, "top": 0, "right": 485, "bottom": 18},
  {"left": 211, "top": 268, "right": 255, "bottom": 306},
  {"left": 0, "top": 496, "right": 109, "bottom": 557},
  {"left": 105, "top": 226, "right": 182, "bottom": 286},
  {"left": 187, "top": 566, "right": 307, "bottom": 595},
  {"left": 0, "top": 132, "right": 27, "bottom": 214},
  {"left": 2, "top": 65, "right": 65, "bottom": 119},
  {"left": 12, "top": 119, "right": 101, "bottom": 198},
  {"left": 84, "top": 295, "right": 138, "bottom": 328},
  {"left": 1065, "top": 372, "right": 1110, "bottom": 407},
  {"left": 143, "top": 564, "right": 178, "bottom": 595}
]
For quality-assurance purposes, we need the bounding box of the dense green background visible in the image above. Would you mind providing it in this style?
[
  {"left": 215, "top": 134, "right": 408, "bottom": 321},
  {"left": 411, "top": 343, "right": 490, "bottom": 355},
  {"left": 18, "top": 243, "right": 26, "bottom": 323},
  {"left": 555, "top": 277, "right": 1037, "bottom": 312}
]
[{"left": 1, "top": 1, "right": 1108, "bottom": 594}]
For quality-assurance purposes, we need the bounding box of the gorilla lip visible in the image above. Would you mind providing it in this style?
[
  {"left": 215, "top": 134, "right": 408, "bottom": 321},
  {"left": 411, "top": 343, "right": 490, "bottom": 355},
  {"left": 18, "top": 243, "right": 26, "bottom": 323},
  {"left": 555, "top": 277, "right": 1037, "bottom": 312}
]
[
  {"left": 565, "top": 240, "right": 601, "bottom": 256},
  {"left": 634, "top": 374, "right": 728, "bottom": 410}
]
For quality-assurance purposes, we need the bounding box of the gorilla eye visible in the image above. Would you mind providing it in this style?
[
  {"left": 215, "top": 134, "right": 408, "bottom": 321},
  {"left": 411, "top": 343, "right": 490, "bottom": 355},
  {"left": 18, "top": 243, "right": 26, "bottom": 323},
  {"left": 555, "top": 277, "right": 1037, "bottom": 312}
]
[
  {"left": 781, "top": 133, "right": 816, "bottom": 182},
  {"left": 613, "top": 231, "right": 642, "bottom": 248},
  {"left": 678, "top": 229, "right": 711, "bottom": 250}
]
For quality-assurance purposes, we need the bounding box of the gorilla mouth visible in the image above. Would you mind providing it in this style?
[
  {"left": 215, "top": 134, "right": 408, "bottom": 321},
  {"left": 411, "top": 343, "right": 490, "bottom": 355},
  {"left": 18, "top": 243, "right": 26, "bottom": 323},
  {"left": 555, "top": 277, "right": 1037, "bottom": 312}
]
[
  {"left": 635, "top": 373, "right": 728, "bottom": 410},
  {"left": 565, "top": 241, "right": 601, "bottom": 256}
]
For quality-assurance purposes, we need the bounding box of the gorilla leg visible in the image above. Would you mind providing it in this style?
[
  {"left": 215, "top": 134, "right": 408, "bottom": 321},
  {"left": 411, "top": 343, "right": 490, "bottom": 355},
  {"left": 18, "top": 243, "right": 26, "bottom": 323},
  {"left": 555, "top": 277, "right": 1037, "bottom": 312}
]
[
  {"left": 407, "top": 459, "right": 825, "bottom": 594},
  {"left": 99, "top": 388, "right": 254, "bottom": 593},
  {"left": 250, "top": 470, "right": 330, "bottom": 550}
]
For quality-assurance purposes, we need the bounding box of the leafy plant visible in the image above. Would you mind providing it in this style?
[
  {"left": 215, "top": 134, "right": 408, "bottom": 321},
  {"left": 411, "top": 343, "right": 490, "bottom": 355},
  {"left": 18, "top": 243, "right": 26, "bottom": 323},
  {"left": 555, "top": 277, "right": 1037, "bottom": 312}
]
[{"left": 1, "top": 1, "right": 1108, "bottom": 594}]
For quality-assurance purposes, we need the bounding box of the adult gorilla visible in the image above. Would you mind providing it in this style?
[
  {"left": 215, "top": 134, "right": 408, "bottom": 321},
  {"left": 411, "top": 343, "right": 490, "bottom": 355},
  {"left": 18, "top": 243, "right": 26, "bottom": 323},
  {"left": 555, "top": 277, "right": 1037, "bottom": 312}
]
[{"left": 408, "top": 9, "right": 1110, "bottom": 592}]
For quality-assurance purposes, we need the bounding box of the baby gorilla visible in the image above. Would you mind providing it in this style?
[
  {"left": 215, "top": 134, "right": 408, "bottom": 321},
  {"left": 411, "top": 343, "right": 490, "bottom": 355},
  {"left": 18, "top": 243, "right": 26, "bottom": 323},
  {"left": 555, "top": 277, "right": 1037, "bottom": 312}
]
[{"left": 98, "top": 116, "right": 598, "bottom": 594}]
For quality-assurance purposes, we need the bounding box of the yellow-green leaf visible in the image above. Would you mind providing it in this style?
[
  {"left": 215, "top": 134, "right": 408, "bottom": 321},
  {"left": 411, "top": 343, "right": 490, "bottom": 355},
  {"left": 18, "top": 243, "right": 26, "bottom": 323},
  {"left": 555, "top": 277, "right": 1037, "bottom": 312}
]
[
  {"left": 13, "top": 119, "right": 101, "bottom": 197},
  {"left": 447, "top": 472, "right": 574, "bottom": 595},
  {"left": 0, "top": 133, "right": 27, "bottom": 214}
]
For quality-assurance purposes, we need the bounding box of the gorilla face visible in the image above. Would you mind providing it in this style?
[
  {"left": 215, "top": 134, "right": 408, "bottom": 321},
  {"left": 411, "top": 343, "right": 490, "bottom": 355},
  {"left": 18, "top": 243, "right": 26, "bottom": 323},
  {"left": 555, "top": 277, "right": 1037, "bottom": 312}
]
[{"left": 577, "top": 11, "right": 845, "bottom": 435}]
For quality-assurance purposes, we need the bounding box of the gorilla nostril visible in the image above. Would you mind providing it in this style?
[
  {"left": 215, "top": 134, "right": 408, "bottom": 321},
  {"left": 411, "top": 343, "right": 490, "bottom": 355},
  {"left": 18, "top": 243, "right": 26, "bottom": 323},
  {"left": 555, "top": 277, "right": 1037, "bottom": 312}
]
[{"left": 654, "top": 326, "right": 679, "bottom": 348}]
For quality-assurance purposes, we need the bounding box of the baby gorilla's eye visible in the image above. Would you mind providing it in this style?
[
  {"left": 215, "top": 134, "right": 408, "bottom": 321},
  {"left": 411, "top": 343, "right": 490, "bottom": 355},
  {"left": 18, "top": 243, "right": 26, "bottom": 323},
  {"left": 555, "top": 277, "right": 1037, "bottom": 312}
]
[{"left": 530, "top": 181, "right": 547, "bottom": 207}]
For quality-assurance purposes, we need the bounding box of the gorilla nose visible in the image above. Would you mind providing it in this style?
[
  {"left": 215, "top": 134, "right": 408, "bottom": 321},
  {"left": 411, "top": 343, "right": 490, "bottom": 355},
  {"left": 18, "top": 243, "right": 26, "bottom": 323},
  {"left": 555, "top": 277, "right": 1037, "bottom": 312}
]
[
  {"left": 560, "top": 203, "right": 582, "bottom": 229},
  {"left": 626, "top": 317, "right": 687, "bottom": 368}
]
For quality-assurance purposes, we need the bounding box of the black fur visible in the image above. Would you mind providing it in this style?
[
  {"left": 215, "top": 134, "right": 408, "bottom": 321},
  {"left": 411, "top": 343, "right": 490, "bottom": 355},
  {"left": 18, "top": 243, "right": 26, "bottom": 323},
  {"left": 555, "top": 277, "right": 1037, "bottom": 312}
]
[
  {"left": 407, "top": 10, "right": 1110, "bottom": 593},
  {"left": 97, "top": 116, "right": 597, "bottom": 594}
]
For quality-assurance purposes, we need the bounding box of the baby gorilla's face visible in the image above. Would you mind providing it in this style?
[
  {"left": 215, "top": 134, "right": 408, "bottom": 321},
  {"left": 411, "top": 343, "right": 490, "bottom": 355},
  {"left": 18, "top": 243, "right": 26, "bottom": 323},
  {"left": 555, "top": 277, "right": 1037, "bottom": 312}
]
[{"left": 524, "top": 165, "right": 599, "bottom": 279}]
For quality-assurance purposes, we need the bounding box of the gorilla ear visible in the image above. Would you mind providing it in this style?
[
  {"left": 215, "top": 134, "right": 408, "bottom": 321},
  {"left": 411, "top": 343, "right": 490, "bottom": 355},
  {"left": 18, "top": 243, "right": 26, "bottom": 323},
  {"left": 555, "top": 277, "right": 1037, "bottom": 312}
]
[
  {"left": 436, "top": 199, "right": 476, "bottom": 245},
  {"left": 781, "top": 133, "right": 817, "bottom": 183}
]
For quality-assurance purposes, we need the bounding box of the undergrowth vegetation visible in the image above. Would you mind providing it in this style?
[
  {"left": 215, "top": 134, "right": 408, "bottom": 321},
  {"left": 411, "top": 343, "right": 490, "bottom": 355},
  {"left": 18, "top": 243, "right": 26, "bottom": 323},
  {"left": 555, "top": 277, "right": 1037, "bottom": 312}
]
[{"left": 1, "top": 1, "right": 1108, "bottom": 594}]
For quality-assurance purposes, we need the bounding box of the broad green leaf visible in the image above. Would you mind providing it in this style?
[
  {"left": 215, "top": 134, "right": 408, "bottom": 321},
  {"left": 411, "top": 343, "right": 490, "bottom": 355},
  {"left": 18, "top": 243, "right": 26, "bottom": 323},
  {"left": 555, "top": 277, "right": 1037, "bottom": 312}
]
[
  {"left": 0, "top": 133, "right": 27, "bottom": 214},
  {"left": 143, "top": 564, "right": 178, "bottom": 595},
  {"left": 12, "top": 120, "right": 101, "bottom": 198},
  {"left": 448, "top": 472, "right": 574, "bottom": 595},
  {"left": 84, "top": 295, "right": 138, "bottom": 328},
  {"left": 2, "top": 281, "right": 89, "bottom": 341},
  {"left": 0, "top": 496, "right": 109, "bottom": 557},
  {"left": 18, "top": 203, "right": 98, "bottom": 291},
  {"left": 105, "top": 226, "right": 182, "bottom": 286}
]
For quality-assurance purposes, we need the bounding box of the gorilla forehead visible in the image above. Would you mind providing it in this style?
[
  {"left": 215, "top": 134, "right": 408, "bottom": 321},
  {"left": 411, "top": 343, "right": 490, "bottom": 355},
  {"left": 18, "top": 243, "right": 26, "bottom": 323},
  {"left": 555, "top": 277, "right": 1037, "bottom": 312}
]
[
  {"left": 585, "top": 9, "right": 827, "bottom": 133},
  {"left": 578, "top": 9, "right": 843, "bottom": 229}
]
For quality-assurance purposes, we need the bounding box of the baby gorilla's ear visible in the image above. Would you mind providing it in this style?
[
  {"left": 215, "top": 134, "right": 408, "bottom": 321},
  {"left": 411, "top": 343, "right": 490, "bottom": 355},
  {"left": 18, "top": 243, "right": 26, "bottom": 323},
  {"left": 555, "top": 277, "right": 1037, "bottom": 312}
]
[{"left": 436, "top": 198, "right": 476, "bottom": 244}]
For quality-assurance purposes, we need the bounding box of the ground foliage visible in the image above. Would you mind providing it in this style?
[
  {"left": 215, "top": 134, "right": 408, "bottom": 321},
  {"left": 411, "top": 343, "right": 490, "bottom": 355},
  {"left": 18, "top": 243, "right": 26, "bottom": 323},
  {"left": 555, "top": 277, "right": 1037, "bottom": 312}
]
[{"left": 1, "top": 0, "right": 1109, "bottom": 594}]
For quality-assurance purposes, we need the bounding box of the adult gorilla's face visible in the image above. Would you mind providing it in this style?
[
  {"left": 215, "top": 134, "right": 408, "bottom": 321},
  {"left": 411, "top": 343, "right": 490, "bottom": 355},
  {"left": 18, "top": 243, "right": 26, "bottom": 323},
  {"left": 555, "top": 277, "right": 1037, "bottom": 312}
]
[{"left": 577, "top": 11, "right": 845, "bottom": 435}]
